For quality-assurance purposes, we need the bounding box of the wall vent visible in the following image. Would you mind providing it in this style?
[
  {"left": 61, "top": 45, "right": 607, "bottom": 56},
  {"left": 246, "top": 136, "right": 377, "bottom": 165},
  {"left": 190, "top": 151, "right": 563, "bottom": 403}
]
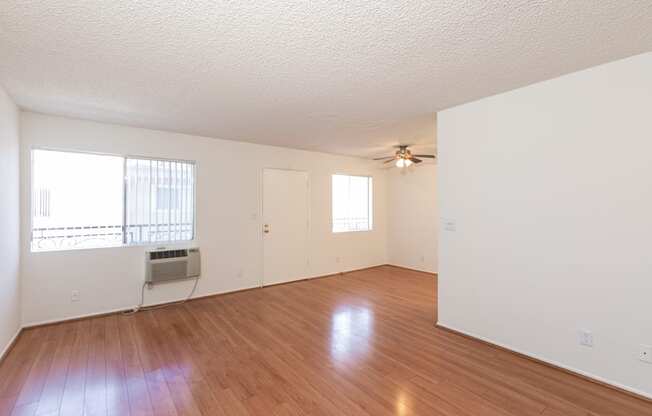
[
  {"left": 146, "top": 248, "right": 200, "bottom": 284},
  {"left": 149, "top": 249, "right": 188, "bottom": 260}
]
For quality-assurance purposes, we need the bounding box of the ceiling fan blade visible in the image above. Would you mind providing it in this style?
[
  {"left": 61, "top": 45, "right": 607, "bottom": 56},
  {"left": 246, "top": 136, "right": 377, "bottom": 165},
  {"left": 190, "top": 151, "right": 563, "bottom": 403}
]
[
  {"left": 409, "top": 157, "right": 423, "bottom": 164},
  {"left": 413, "top": 154, "right": 436, "bottom": 158},
  {"left": 383, "top": 158, "right": 396, "bottom": 164},
  {"left": 373, "top": 156, "right": 394, "bottom": 160}
]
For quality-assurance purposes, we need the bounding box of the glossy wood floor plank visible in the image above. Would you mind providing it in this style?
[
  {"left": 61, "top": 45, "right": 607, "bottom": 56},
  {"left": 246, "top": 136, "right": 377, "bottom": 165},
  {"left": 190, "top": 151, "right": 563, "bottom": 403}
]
[
  {"left": 103, "top": 315, "right": 131, "bottom": 416},
  {"left": 1, "top": 266, "right": 650, "bottom": 416}
]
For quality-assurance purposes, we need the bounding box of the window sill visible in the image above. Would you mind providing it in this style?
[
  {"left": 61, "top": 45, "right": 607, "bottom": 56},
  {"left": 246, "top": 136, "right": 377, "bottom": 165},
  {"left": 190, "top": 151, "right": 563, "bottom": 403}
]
[
  {"left": 30, "top": 240, "right": 196, "bottom": 254},
  {"left": 332, "top": 229, "right": 373, "bottom": 234}
]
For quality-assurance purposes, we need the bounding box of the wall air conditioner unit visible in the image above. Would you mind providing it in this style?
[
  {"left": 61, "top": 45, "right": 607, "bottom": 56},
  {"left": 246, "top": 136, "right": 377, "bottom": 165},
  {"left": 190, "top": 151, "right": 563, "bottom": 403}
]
[{"left": 146, "top": 248, "right": 201, "bottom": 284}]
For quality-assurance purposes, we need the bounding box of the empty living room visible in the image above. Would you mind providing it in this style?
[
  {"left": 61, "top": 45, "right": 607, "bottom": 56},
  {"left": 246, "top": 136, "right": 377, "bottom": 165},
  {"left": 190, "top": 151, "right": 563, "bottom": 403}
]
[{"left": 1, "top": 1, "right": 651, "bottom": 415}]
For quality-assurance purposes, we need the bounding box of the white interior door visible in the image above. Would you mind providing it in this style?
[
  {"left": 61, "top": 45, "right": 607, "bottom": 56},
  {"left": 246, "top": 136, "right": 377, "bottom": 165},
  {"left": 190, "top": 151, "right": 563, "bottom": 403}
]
[{"left": 263, "top": 168, "right": 309, "bottom": 286}]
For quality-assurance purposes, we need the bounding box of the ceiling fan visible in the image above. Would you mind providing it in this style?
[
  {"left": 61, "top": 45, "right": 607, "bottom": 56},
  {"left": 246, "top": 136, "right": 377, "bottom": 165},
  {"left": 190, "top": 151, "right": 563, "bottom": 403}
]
[{"left": 373, "top": 145, "right": 436, "bottom": 168}]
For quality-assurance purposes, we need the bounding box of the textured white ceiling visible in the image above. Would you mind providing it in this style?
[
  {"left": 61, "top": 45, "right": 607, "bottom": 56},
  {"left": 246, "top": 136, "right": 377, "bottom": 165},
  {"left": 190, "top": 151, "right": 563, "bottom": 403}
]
[{"left": 1, "top": 1, "right": 651, "bottom": 158}]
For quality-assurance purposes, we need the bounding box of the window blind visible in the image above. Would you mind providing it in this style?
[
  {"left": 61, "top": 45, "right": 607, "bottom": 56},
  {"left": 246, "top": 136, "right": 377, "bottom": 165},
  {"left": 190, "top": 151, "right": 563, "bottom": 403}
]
[
  {"left": 332, "top": 174, "right": 373, "bottom": 233},
  {"left": 125, "top": 158, "right": 195, "bottom": 244}
]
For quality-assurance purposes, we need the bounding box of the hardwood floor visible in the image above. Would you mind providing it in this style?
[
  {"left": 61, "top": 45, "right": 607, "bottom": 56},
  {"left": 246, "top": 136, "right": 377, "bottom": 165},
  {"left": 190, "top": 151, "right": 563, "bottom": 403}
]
[{"left": 1, "top": 266, "right": 650, "bottom": 415}]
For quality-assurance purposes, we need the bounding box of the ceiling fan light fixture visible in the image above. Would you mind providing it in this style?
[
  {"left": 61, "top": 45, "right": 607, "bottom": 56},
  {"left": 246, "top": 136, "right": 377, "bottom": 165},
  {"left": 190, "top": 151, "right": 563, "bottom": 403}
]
[
  {"left": 378, "top": 145, "right": 433, "bottom": 167},
  {"left": 396, "top": 158, "right": 412, "bottom": 168}
]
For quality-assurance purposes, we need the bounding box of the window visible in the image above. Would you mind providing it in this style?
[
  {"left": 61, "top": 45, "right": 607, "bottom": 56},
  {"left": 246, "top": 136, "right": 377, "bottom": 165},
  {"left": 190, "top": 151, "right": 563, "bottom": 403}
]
[
  {"left": 31, "top": 150, "right": 125, "bottom": 251},
  {"left": 31, "top": 149, "right": 195, "bottom": 252},
  {"left": 125, "top": 158, "right": 195, "bottom": 245},
  {"left": 332, "top": 174, "right": 373, "bottom": 233}
]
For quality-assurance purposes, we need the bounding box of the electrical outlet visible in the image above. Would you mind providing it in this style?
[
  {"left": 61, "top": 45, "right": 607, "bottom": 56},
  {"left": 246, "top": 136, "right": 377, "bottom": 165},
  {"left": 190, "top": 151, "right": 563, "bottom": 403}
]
[
  {"left": 578, "top": 330, "right": 593, "bottom": 347},
  {"left": 420, "top": 255, "right": 425, "bottom": 263},
  {"left": 71, "top": 290, "right": 80, "bottom": 302},
  {"left": 335, "top": 256, "right": 341, "bottom": 263},
  {"left": 443, "top": 218, "right": 456, "bottom": 232},
  {"left": 639, "top": 345, "right": 652, "bottom": 364}
]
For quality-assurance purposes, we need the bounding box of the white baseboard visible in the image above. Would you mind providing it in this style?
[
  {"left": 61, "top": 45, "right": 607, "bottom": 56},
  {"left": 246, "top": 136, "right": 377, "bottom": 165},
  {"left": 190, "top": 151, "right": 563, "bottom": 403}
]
[
  {"left": 436, "top": 322, "right": 652, "bottom": 401},
  {"left": 137, "top": 284, "right": 260, "bottom": 310},
  {"left": 0, "top": 327, "right": 23, "bottom": 362},
  {"left": 386, "top": 263, "right": 437, "bottom": 274},
  {"left": 22, "top": 283, "right": 263, "bottom": 328},
  {"left": 305, "top": 264, "right": 387, "bottom": 279},
  {"left": 23, "top": 306, "right": 133, "bottom": 328}
]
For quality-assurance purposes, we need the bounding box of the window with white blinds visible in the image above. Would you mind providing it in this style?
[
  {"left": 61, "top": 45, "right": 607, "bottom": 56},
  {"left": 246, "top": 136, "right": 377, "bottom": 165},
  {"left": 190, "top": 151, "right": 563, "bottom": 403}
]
[
  {"left": 125, "top": 158, "right": 195, "bottom": 244},
  {"left": 30, "top": 149, "right": 196, "bottom": 252},
  {"left": 332, "top": 174, "right": 373, "bottom": 233}
]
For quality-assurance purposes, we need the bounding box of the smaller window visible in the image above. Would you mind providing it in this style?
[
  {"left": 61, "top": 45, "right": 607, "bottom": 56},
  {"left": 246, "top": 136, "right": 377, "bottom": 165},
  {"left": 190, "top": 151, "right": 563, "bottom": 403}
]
[
  {"left": 125, "top": 158, "right": 195, "bottom": 245},
  {"left": 332, "top": 174, "right": 373, "bottom": 233}
]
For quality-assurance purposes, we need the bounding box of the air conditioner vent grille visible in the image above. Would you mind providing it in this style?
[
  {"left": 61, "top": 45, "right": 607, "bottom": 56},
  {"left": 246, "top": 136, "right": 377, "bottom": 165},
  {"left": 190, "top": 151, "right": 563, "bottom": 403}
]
[
  {"left": 149, "top": 249, "right": 188, "bottom": 260},
  {"left": 146, "top": 248, "right": 200, "bottom": 284}
]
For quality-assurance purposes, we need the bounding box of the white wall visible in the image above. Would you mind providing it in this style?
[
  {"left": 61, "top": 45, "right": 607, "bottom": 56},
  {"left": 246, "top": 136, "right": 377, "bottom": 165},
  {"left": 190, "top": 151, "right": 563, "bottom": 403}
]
[
  {"left": 0, "top": 86, "right": 21, "bottom": 357},
  {"left": 438, "top": 52, "right": 652, "bottom": 397},
  {"left": 20, "top": 113, "right": 387, "bottom": 326},
  {"left": 387, "top": 164, "right": 438, "bottom": 273}
]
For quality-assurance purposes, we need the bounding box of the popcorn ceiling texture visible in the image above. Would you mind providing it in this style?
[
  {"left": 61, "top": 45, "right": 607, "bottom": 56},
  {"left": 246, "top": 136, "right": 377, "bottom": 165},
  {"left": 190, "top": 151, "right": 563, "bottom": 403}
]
[{"left": 0, "top": 1, "right": 651, "bottom": 157}]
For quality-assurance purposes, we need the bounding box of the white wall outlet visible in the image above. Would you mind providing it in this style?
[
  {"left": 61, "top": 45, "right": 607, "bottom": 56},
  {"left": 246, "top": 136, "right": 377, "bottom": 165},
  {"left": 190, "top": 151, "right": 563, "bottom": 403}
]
[
  {"left": 443, "top": 218, "right": 457, "bottom": 232},
  {"left": 578, "top": 329, "right": 593, "bottom": 347},
  {"left": 71, "top": 290, "right": 80, "bottom": 302},
  {"left": 335, "top": 256, "right": 341, "bottom": 263},
  {"left": 639, "top": 345, "right": 652, "bottom": 364},
  {"left": 420, "top": 255, "right": 425, "bottom": 263}
]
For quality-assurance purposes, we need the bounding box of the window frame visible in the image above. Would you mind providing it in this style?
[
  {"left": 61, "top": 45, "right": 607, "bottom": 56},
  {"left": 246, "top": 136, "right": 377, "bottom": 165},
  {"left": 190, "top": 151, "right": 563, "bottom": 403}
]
[
  {"left": 29, "top": 147, "right": 197, "bottom": 253},
  {"left": 331, "top": 173, "right": 374, "bottom": 234},
  {"left": 123, "top": 155, "right": 197, "bottom": 246}
]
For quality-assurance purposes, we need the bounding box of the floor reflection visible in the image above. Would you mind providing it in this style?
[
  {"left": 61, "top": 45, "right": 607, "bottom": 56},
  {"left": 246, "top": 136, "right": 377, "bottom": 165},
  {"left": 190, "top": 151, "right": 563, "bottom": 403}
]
[
  {"left": 329, "top": 306, "right": 374, "bottom": 364},
  {"left": 396, "top": 391, "right": 410, "bottom": 416}
]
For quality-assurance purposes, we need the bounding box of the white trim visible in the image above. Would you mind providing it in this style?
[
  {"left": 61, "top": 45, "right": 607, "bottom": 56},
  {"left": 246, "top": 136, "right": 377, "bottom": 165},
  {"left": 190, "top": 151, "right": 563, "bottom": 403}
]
[
  {"left": 23, "top": 306, "right": 132, "bottom": 328},
  {"left": 388, "top": 262, "right": 437, "bottom": 274},
  {"left": 340, "top": 264, "right": 385, "bottom": 275},
  {"left": 436, "top": 322, "right": 652, "bottom": 400},
  {"left": 303, "top": 263, "right": 386, "bottom": 279},
  {"left": 0, "top": 327, "right": 23, "bottom": 362}
]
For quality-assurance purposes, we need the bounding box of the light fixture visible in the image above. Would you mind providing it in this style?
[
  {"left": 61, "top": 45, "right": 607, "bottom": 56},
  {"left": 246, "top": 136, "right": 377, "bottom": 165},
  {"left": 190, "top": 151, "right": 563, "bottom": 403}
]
[{"left": 395, "top": 158, "right": 412, "bottom": 168}]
